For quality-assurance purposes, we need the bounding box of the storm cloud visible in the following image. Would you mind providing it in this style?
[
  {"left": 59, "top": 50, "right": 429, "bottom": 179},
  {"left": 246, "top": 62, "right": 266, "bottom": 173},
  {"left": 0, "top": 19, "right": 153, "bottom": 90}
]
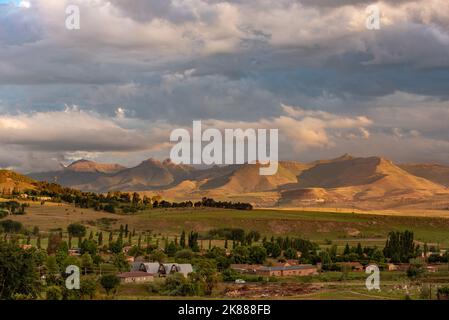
[{"left": 1, "top": 0, "right": 449, "bottom": 171}]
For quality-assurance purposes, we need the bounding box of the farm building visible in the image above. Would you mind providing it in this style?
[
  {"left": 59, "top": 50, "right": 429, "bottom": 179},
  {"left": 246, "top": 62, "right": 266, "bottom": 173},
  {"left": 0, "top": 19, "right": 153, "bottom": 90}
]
[
  {"left": 231, "top": 264, "right": 318, "bottom": 277},
  {"left": 117, "top": 271, "right": 154, "bottom": 284},
  {"left": 256, "top": 265, "right": 318, "bottom": 277},
  {"left": 132, "top": 262, "right": 193, "bottom": 278}
]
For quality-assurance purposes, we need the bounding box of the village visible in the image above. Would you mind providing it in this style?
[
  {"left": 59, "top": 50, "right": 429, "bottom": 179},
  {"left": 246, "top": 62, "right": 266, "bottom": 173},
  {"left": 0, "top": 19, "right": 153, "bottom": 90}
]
[{"left": 2, "top": 191, "right": 449, "bottom": 300}]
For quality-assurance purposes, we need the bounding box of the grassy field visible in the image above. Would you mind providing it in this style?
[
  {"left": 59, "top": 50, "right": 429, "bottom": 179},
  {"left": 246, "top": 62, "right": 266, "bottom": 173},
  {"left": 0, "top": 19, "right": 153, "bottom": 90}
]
[
  {"left": 4, "top": 199, "right": 449, "bottom": 300},
  {"left": 5, "top": 200, "right": 449, "bottom": 247}
]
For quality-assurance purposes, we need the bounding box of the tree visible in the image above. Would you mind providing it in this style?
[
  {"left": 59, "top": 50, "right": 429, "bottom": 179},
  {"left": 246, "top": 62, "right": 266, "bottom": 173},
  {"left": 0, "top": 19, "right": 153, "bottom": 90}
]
[
  {"left": 407, "top": 258, "right": 426, "bottom": 280},
  {"left": 47, "top": 233, "right": 62, "bottom": 255},
  {"left": 109, "top": 238, "right": 123, "bottom": 254},
  {"left": 45, "top": 256, "right": 60, "bottom": 284},
  {"left": 264, "top": 242, "right": 281, "bottom": 258},
  {"left": 151, "top": 250, "right": 167, "bottom": 263},
  {"left": 319, "top": 251, "right": 332, "bottom": 270},
  {"left": 67, "top": 223, "right": 86, "bottom": 238},
  {"left": 371, "top": 249, "right": 385, "bottom": 263},
  {"left": 98, "top": 232, "right": 103, "bottom": 246},
  {"left": 81, "top": 253, "right": 93, "bottom": 274},
  {"left": 163, "top": 273, "right": 198, "bottom": 296},
  {"left": 0, "top": 243, "right": 41, "bottom": 299},
  {"left": 32, "top": 226, "right": 40, "bottom": 236},
  {"left": 80, "top": 239, "right": 97, "bottom": 256},
  {"left": 112, "top": 253, "right": 130, "bottom": 272},
  {"left": 0, "top": 220, "right": 22, "bottom": 233},
  {"left": 384, "top": 230, "right": 416, "bottom": 263},
  {"left": 343, "top": 243, "right": 350, "bottom": 255},
  {"left": 232, "top": 246, "right": 250, "bottom": 264},
  {"left": 61, "top": 255, "right": 80, "bottom": 271},
  {"left": 100, "top": 275, "right": 120, "bottom": 295},
  {"left": 80, "top": 276, "right": 98, "bottom": 300},
  {"left": 166, "top": 241, "right": 178, "bottom": 257},
  {"left": 175, "top": 249, "right": 194, "bottom": 261},
  {"left": 188, "top": 231, "right": 199, "bottom": 252},
  {"left": 356, "top": 243, "right": 363, "bottom": 257},
  {"left": 284, "top": 247, "right": 297, "bottom": 260},
  {"left": 249, "top": 245, "right": 267, "bottom": 264},
  {"left": 46, "top": 286, "right": 63, "bottom": 300},
  {"left": 132, "top": 192, "right": 141, "bottom": 205},
  {"left": 194, "top": 260, "right": 218, "bottom": 296}
]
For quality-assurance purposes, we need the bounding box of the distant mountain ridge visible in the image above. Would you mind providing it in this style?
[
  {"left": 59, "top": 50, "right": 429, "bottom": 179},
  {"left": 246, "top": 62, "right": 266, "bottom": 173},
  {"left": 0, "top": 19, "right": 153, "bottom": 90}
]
[
  {"left": 26, "top": 155, "right": 449, "bottom": 208},
  {"left": 29, "top": 159, "right": 125, "bottom": 187},
  {"left": 66, "top": 159, "right": 125, "bottom": 173}
]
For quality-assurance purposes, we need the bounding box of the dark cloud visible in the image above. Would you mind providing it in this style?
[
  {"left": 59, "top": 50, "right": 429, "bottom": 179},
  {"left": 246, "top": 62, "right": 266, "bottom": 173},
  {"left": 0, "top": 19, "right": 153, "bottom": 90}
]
[{"left": 1, "top": 0, "right": 449, "bottom": 171}]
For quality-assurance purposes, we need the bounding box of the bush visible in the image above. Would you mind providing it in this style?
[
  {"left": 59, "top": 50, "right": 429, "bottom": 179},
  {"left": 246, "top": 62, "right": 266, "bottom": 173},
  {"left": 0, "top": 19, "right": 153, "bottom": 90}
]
[
  {"left": 100, "top": 275, "right": 120, "bottom": 295},
  {"left": 222, "top": 268, "right": 240, "bottom": 282},
  {"left": 0, "top": 219, "right": 23, "bottom": 233},
  {"left": 46, "top": 286, "right": 63, "bottom": 300},
  {"left": 162, "top": 273, "right": 199, "bottom": 296},
  {"left": 0, "top": 209, "right": 8, "bottom": 219},
  {"left": 175, "top": 249, "right": 194, "bottom": 260},
  {"left": 437, "top": 286, "right": 449, "bottom": 300},
  {"left": 407, "top": 259, "right": 426, "bottom": 279}
]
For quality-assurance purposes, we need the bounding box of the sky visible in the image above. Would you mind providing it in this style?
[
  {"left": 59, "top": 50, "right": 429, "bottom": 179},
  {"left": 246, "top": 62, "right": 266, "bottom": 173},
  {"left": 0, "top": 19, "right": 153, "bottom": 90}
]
[{"left": 0, "top": 0, "right": 449, "bottom": 172}]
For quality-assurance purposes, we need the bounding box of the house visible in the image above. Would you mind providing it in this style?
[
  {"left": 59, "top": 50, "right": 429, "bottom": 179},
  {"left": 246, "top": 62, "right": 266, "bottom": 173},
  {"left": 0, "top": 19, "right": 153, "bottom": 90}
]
[
  {"left": 230, "top": 263, "right": 318, "bottom": 277},
  {"left": 117, "top": 271, "right": 154, "bottom": 284},
  {"left": 68, "top": 248, "right": 81, "bottom": 256},
  {"left": 132, "top": 262, "right": 193, "bottom": 278},
  {"left": 386, "top": 263, "right": 398, "bottom": 271},
  {"left": 256, "top": 264, "right": 318, "bottom": 277},
  {"left": 426, "top": 265, "right": 438, "bottom": 273}
]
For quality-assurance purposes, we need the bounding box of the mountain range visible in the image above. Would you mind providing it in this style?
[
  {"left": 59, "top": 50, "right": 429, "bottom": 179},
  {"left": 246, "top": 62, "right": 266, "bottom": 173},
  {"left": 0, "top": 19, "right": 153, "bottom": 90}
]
[{"left": 25, "top": 155, "right": 449, "bottom": 209}]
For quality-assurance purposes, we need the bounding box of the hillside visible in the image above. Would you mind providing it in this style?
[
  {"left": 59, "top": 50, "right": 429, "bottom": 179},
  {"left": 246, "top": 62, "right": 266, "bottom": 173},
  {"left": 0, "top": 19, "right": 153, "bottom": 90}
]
[
  {"left": 400, "top": 163, "right": 449, "bottom": 187},
  {"left": 0, "top": 170, "right": 37, "bottom": 192},
  {"left": 196, "top": 161, "right": 310, "bottom": 193},
  {"left": 280, "top": 156, "right": 447, "bottom": 206}
]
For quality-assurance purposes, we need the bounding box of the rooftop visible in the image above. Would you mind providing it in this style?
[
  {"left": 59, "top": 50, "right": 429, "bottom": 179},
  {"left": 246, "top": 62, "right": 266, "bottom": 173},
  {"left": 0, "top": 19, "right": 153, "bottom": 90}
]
[{"left": 117, "top": 271, "right": 155, "bottom": 278}]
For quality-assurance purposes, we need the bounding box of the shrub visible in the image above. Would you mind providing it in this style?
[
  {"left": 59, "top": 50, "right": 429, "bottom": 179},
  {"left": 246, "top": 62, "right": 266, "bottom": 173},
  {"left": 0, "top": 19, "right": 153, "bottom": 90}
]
[{"left": 46, "top": 286, "right": 63, "bottom": 300}]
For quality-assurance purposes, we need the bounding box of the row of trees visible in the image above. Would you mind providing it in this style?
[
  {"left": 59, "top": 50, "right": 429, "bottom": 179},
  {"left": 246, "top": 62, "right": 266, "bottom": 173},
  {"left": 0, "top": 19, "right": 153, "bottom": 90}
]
[
  {"left": 22, "top": 182, "right": 253, "bottom": 213},
  {"left": 383, "top": 231, "right": 419, "bottom": 263},
  {"left": 0, "top": 201, "right": 28, "bottom": 217}
]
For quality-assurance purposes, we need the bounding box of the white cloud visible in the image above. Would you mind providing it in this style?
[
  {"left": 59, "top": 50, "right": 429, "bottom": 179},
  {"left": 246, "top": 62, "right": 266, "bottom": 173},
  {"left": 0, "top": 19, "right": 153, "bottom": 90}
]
[
  {"left": 0, "top": 107, "right": 152, "bottom": 152},
  {"left": 17, "top": 1, "right": 31, "bottom": 9}
]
